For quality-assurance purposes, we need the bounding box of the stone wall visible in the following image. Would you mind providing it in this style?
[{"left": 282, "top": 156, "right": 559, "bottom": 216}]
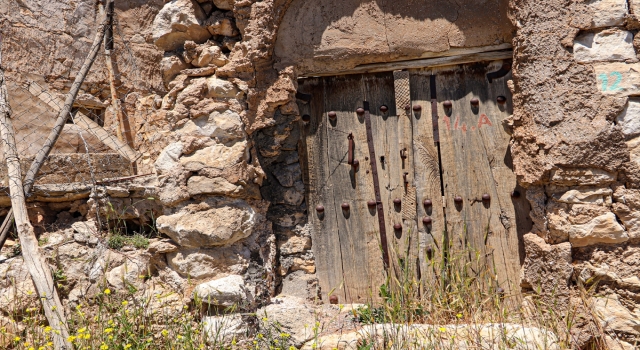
[
  {"left": 4, "top": 0, "right": 640, "bottom": 347},
  {"left": 511, "top": 0, "right": 640, "bottom": 346}
]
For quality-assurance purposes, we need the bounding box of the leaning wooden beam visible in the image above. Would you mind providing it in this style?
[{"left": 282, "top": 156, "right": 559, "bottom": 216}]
[
  {"left": 0, "top": 43, "right": 72, "bottom": 350},
  {"left": 26, "top": 81, "right": 141, "bottom": 162},
  {"left": 103, "top": 0, "right": 138, "bottom": 174},
  {"left": 0, "top": 7, "right": 110, "bottom": 250}
]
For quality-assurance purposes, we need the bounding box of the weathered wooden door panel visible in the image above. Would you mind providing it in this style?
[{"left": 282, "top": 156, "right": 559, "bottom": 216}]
[
  {"left": 434, "top": 61, "right": 529, "bottom": 295},
  {"left": 323, "top": 74, "right": 387, "bottom": 302},
  {"left": 298, "top": 77, "right": 346, "bottom": 303},
  {"left": 407, "top": 69, "right": 446, "bottom": 282},
  {"left": 365, "top": 73, "right": 420, "bottom": 280},
  {"left": 300, "top": 74, "right": 396, "bottom": 303}
]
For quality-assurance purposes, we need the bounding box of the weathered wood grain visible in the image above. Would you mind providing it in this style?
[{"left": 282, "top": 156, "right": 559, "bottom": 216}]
[
  {"left": 298, "top": 78, "right": 347, "bottom": 303},
  {"left": 323, "top": 74, "right": 386, "bottom": 303},
  {"left": 408, "top": 68, "right": 446, "bottom": 284},
  {"left": 435, "top": 61, "right": 522, "bottom": 295}
]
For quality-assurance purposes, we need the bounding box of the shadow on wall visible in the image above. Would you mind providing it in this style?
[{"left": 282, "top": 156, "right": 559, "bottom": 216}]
[{"left": 274, "top": 0, "right": 513, "bottom": 74}]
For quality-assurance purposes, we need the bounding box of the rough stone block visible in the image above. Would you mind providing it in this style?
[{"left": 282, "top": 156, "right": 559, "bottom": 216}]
[
  {"left": 156, "top": 199, "right": 257, "bottom": 247},
  {"left": 569, "top": 212, "right": 628, "bottom": 247},
  {"left": 552, "top": 187, "right": 612, "bottom": 205},
  {"left": 592, "top": 295, "right": 640, "bottom": 335},
  {"left": 152, "top": 0, "right": 211, "bottom": 51},
  {"left": 203, "top": 314, "right": 247, "bottom": 343},
  {"left": 628, "top": 136, "right": 640, "bottom": 166},
  {"left": 167, "top": 245, "right": 249, "bottom": 280},
  {"left": 520, "top": 234, "right": 573, "bottom": 299},
  {"left": 550, "top": 168, "right": 617, "bottom": 186},
  {"left": 617, "top": 99, "right": 640, "bottom": 138},
  {"left": 574, "top": 29, "right": 636, "bottom": 63},
  {"left": 193, "top": 275, "right": 250, "bottom": 306},
  {"left": 586, "top": 0, "right": 628, "bottom": 28}
]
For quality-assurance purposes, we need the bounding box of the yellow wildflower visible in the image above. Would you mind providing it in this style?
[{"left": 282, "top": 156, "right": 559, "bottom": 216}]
[
  {"left": 83, "top": 334, "right": 90, "bottom": 340},
  {"left": 77, "top": 327, "right": 86, "bottom": 334},
  {"left": 67, "top": 336, "right": 76, "bottom": 342},
  {"left": 161, "top": 329, "right": 168, "bottom": 337},
  {"left": 104, "top": 289, "right": 111, "bottom": 295},
  {"left": 439, "top": 327, "right": 447, "bottom": 332},
  {"left": 100, "top": 344, "right": 108, "bottom": 350},
  {"left": 13, "top": 336, "right": 20, "bottom": 342},
  {"left": 124, "top": 345, "right": 132, "bottom": 349},
  {"left": 121, "top": 300, "right": 128, "bottom": 306},
  {"left": 44, "top": 326, "right": 51, "bottom": 333}
]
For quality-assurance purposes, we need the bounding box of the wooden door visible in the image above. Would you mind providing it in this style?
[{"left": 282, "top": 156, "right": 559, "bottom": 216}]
[{"left": 298, "top": 60, "right": 530, "bottom": 304}]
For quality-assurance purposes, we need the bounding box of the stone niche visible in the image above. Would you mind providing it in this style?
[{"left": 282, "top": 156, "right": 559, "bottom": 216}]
[{"left": 274, "top": 0, "right": 513, "bottom": 74}]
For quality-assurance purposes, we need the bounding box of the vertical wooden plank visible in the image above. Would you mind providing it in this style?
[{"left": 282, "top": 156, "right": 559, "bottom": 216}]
[
  {"left": 408, "top": 68, "right": 446, "bottom": 283},
  {"left": 323, "top": 74, "right": 385, "bottom": 303},
  {"left": 436, "top": 64, "right": 492, "bottom": 283},
  {"left": 472, "top": 61, "right": 531, "bottom": 297},
  {"left": 298, "top": 78, "right": 347, "bottom": 303},
  {"left": 435, "top": 61, "right": 525, "bottom": 295},
  {"left": 366, "top": 72, "right": 418, "bottom": 282}
]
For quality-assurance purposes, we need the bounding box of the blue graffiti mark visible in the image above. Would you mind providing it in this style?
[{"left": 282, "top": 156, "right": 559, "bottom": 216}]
[{"left": 598, "top": 72, "right": 623, "bottom": 92}]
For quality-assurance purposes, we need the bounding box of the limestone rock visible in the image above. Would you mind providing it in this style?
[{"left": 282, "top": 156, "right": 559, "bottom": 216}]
[
  {"left": 167, "top": 245, "right": 250, "bottom": 280},
  {"left": 302, "top": 323, "right": 560, "bottom": 350},
  {"left": 586, "top": 0, "right": 628, "bottom": 28},
  {"left": 520, "top": 234, "right": 573, "bottom": 299},
  {"left": 147, "top": 239, "right": 179, "bottom": 255},
  {"left": 613, "top": 202, "right": 640, "bottom": 240},
  {"left": 203, "top": 314, "right": 248, "bottom": 343},
  {"left": 152, "top": 0, "right": 211, "bottom": 51},
  {"left": 617, "top": 99, "right": 640, "bottom": 139},
  {"left": 186, "top": 176, "right": 246, "bottom": 197},
  {"left": 140, "top": 285, "right": 184, "bottom": 320},
  {"left": 205, "top": 11, "right": 239, "bottom": 37},
  {"left": 181, "top": 110, "right": 245, "bottom": 145},
  {"left": 155, "top": 142, "right": 184, "bottom": 174},
  {"left": 72, "top": 220, "right": 98, "bottom": 236},
  {"left": 179, "top": 141, "right": 247, "bottom": 171},
  {"left": 628, "top": 137, "right": 640, "bottom": 166},
  {"left": 156, "top": 199, "right": 257, "bottom": 247},
  {"left": 574, "top": 29, "right": 636, "bottom": 63},
  {"left": 552, "top": 187, "right": 612, "bottom": 205},
  {"left": 191, "top": 42, "right": 229, "bottom": 68},
  {"left": 212, "top": 0, "right": 235, "bottom": 10},
  {"left": 193, "top": 275, "right": 250, "bottom": 306},
  {"left": 568, "top": 212, "right": 629, "bottom": 247},
  {"left": 605, "top": 335, "right": 636, "bottom": 350},
  {"left": 107, "top": 258, "right": 150, "bottom": 291},
  {"left": 280, "top": 270, "right": 319, "bottom": 301},
  {"left": 258, "top": 296, "right": 317, "bottom": 347},
  {"left": 593, "top": 294, "right": 640, "bottom": 335},
  {"left": 278, "top": 235, "right": 311, "bottom": 255},
  {"left": 550, "top": 168, "right": 617, "bottom": 186},
  {"left": 206, "top": 76, "right": 241, "bottom": 99},
  {"left": 0, "top": 259, "right": 38, "bottom": 315},
  {"left": 160, "top": 55, "right": 189, "bottom": 87}
]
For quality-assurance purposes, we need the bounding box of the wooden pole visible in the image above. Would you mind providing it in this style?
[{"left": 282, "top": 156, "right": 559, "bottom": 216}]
[
  {"left": 0, "top": 6, "right": 109, "bottom": 248},
  {"left": 0, "top": 39, "right": 72, "bottom": 350},
  {"left": 103, "top": 0, "right": 138, "bottom": 174}
]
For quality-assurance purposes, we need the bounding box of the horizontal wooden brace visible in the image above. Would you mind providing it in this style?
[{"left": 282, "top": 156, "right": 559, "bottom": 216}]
[{"left": 300, "top": 45, "right": 513, "bottom": 78}]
